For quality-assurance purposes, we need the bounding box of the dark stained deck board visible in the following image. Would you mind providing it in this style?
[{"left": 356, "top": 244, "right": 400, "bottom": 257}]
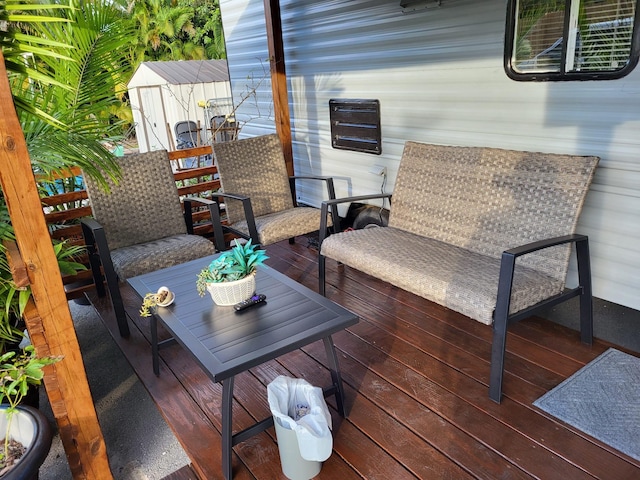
[{"left": 89, "top": 236, "right": 640, "bottom": 479}]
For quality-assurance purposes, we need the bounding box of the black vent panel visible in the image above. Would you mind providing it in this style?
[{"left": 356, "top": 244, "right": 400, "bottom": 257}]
[{"left": 330, "top": 99, "right": 381, "bottom": 154}]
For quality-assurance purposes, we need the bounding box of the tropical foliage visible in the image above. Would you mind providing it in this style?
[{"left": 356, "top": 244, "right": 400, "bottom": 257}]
[
  {"left": 122, "top": 0, "right": 225, "bottom": 66},
  {"left": 11, "top": 0, "right": 133, "bottom": 184},
  {"left": 1, "top": 0, "right": 129, "bottom": 348}
]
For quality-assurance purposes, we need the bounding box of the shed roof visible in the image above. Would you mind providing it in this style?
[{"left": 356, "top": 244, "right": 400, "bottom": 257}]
[{"left": 128, "top": 59, "right": 229, "bottom": 88}]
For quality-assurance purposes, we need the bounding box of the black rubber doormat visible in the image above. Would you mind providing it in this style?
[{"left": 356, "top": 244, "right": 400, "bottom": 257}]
[{"left": 533, "top": 348, "right": 640, "bottom": 461}]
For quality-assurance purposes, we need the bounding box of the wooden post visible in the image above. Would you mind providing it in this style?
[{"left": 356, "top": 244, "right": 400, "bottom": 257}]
[
  {"left": 0, "top": 52, "right": 113, "bottom": 479},
  {"left": 264, "top": 0, "right": 294, "bottom": 176}
]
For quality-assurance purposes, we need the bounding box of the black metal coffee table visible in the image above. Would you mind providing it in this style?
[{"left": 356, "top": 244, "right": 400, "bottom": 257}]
[{"left": 127, "top": 255, "right": 358, "bottom": 479}]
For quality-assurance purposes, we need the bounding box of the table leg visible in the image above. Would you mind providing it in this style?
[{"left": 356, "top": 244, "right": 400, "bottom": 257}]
[
  {"left": 323, "top": 335, "right": 347, "bottom": 417},
  {"left": 151, "top": 315, "right": 159, "bottom": 376},
  {"left": 222, "top": 376, "right": 235, "bottom": 480}
]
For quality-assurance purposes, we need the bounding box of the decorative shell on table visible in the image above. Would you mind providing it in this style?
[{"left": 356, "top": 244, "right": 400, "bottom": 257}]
[{"left": 156, "top": 286, "right": 175, "bottom": 307}]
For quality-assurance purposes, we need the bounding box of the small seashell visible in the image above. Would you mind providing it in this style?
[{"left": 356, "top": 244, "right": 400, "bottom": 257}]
[{"left": 156, "top": 286, "right": 174, "bottom": 307}]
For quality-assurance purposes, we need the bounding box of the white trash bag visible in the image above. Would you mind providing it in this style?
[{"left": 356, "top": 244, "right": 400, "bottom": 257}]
[{"left": 267, "top": 375, "right": 333, "bottom": 462}]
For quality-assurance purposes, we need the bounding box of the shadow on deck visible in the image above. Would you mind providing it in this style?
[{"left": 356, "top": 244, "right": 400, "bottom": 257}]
[{"left": 88, "top": 236, "right": 640, "bottom": 479}]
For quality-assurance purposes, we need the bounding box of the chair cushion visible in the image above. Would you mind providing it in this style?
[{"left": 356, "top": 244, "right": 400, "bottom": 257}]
[
  {"left": 230, "top": 207, "right": 331, "bottom": 246},
  {"left": 111, "top": 234, "right": 216, "bottom": 280},
  {"left": 321, "top": 226, "right": 563, "bottom": 325}
]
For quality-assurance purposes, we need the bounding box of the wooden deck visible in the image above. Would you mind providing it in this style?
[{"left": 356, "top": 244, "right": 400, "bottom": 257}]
[{"left": 89, "top": 237, "right": 640, "bottom": 480}]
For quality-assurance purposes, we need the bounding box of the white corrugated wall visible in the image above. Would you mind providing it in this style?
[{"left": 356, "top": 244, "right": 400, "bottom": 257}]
[{"left": 219, "top": 0, "right": 640, "bottom": 311}]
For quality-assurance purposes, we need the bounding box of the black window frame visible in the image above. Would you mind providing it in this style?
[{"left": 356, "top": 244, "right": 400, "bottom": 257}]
[{"left": 504, "top": 0, "right": 640, "bottom": 81}]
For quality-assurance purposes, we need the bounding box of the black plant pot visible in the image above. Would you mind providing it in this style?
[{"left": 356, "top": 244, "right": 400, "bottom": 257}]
[{"left": 0, "top": 405, "right": 53, "bottom": 479}]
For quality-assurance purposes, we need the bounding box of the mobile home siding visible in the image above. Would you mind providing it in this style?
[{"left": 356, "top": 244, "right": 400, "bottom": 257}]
[{"left": 219, "top": 0, "right": 640, "bottom": 312}]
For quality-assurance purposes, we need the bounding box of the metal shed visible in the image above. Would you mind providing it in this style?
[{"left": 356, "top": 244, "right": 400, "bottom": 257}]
[{"left": 128, "top": 59, "right": 232, "bottom": 152}]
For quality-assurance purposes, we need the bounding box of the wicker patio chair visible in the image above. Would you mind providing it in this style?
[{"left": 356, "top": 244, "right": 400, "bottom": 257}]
[
  {"left": 210, "top": 134, "right": 339, "bottom": 250},
  {"left": 81, "top": 150, "right": 217, "bottom": 337}
]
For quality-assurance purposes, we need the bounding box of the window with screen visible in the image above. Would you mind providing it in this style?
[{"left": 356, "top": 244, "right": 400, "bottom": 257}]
[{"left": 505, "top": 0, "right": 639, "bottom": 81}]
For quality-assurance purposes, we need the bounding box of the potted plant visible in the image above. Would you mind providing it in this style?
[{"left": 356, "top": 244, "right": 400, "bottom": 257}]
[
  {"left": 0, "top": 346, "right": 60, "bottom": 478},
  {"left": 196, "top": 240, "right": 268, "bottom": 306}
]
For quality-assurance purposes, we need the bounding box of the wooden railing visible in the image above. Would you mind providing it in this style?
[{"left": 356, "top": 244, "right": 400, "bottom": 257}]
[{"left": 40, "top": 145, "right": 223, "bottom": 299}]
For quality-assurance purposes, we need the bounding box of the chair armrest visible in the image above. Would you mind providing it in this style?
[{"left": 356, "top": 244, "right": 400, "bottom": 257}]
[
  {"left": 318, "top": 193, "right": 393, "bottom": 246},
  {"left": 80, "top": 217, "right": 110, "bottom": 297},
  {"left": 208, "top": 191, "right": 259, "bottom": 248},
  {"left": 503, "top": 233, "right": 587, "bottom": 258},
  {"left": 290, "top": 176, "right": 339, "bottom": 232},
  {"left": 496, "top": 233, "right": 590, "bottom": 324},
  {"left": 289, "top": 175, "right": 337, "bottom": 199},
  {"left": 183, "top": 197, "right": 226, "bottom": 251}
]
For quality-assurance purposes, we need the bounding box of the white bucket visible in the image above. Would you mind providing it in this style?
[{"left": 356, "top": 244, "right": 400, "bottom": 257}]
[{"left": 273, "top": 417, "right": 322, "bottom": 480}]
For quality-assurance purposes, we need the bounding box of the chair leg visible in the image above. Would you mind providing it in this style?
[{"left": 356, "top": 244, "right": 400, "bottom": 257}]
[
  {"left": 92, "top": 228, "right": 130, "bottom": 337},
  {"left": 107, "top": 278, "right": 130, "bottom": 338},
  {"left": 489, "top": 252, "right": 516, "bottom": 403},
  {"left": 489, "top": 311, "right": 508, "bottom": 403},
  {"left": 576, "top": 237, "right": 593, "bottom": 345},
  {"left": 319, "top": 255, "right": 327, "bottom": 296}
]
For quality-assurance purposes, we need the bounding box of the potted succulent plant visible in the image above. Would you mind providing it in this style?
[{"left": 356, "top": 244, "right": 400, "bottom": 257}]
[{"left": 196, "top": 240, "right": 268, "bottom": 306}]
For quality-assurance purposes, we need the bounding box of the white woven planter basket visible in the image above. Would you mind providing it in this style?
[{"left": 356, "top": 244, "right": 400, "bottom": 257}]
[{"left": 206, "top": 274, "right": 256, "bottom": 306}]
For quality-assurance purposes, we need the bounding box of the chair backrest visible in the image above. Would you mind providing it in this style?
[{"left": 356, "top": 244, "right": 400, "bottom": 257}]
[
  {"left": 212, "top": 134, "right": 294, "bottom": 225},
  {"left": 210, "top": 115, "right": 238, "bottom": 143},
  {"left": 389, "top": 142, "right": 599, "bottom": 280},
  {"left": 175, "top": 120, "right": 199, "bottom": 147},
  {"left": 83, "top": 150, "right": 187, "bottom": 250}
]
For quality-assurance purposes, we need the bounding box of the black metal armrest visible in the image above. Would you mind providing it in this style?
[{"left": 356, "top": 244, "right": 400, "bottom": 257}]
[
  {"left": 490, "top": 233, "right": 592, "bottom": 403},
  {"left": 183, "top": 196, "right": 226, "bottom": 251},
  {"left": 207, "top": 191, "right": 259, "bottom": 249},
  {"left": 291, "top": 175, "right": 339, "bottom": 233},
  {"left": 289, "top": 175, "right": 337, "bottom": 200},
  {"left": 497, "top": 234, "right": 591, "bottom": 321},
  {"left": 503, "top": 233, "right": 587, "bottom": 258},
  {"left": 318, "top": 193, "right": 393, "bottom": 246},
  {"left": 80, "top": 217, "right": 130, "bottom": 337}
]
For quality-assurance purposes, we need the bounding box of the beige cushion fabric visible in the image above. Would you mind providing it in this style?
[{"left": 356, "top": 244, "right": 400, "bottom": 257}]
[
  {"left": 111, "top": 234, "right": 215, "bottom": 280},
  {"left": 321, "top": 227, "right": 562, "bottom": 325},
  {"left": 230, "top": 206, "right": 328, "bottom": 246}
]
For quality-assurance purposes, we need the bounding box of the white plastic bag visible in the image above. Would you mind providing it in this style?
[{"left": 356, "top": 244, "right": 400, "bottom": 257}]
[{"left": 267, "top": 375, "right": 333, "bottom": 462}]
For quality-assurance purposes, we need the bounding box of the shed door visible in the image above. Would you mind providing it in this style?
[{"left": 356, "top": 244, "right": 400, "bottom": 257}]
[{"left": 137, "top": 86, "right": 170, "bottom": 151}]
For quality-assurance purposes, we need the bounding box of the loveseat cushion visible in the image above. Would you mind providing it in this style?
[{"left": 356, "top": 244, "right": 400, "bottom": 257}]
[{"left": 320, "top": 226, "right": 564, "bottom": 325}]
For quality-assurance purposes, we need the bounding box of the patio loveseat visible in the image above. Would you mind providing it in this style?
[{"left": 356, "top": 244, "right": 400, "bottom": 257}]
[{"left": 317, "top": 141, "right": 599, "bottom": 403}]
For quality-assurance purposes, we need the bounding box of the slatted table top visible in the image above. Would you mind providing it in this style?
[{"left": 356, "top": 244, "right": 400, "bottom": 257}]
[{"left": 127, "top": 254, "right": 359, "bottom": 383}]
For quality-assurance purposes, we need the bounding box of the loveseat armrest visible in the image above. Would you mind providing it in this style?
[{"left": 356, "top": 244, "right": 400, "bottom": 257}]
[
  {"left": 490, "top": 233, "right": 592, "bottom": 403},
  {"left": 318, "top": 193, "right": 393, "bottom": 245},
  {"left": 503, "top": 233, "right": 587, "bottom": 258}
]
